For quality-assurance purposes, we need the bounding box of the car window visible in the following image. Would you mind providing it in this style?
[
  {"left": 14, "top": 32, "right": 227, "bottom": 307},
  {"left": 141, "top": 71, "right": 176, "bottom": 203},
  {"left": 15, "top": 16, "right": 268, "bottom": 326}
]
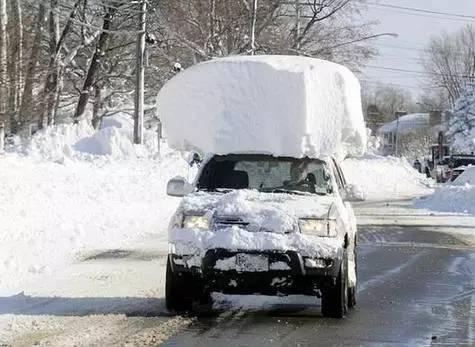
[{"left": 197, "top": 155, "right": 334, "bottom": 195}]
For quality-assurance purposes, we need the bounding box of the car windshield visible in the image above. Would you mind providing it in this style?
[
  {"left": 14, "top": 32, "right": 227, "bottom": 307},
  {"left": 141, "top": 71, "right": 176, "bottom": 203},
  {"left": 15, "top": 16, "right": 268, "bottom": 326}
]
[{"left": 197, "top": 155, "right": 333, "bottom": 195}]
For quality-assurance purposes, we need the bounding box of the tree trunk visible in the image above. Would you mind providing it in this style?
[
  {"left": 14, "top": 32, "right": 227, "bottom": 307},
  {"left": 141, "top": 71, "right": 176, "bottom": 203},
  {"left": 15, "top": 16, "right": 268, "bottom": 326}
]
[
  {"left": 92, "top": 86, "right": 102, "bottom": 130},
  {"left": 19, "top": 3, "right": 46, "bottom": 129},
  {"left": 73, "top": 6, "right": 116, "bottom": 123},
  {"left": 39, "top": 0, "right": 60, "bottom": 128},
  {"left": 0, "top": 0, "right": 7, "bottom": 128},
  {"left": 7, "top": 0, "right": 23, "bottom": 134}
]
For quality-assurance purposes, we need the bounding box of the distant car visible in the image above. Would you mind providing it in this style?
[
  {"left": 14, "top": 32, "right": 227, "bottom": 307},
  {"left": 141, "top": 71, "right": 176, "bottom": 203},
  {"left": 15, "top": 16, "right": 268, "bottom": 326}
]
[{"left": 165, "top": 154, "right": 364, "bottom": 318}]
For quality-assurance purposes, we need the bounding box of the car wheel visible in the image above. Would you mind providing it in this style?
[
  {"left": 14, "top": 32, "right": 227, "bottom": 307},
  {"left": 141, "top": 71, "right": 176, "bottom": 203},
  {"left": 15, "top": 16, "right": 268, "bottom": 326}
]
[
  {"left": 165, "top": 257, "right": 194, "bottom": 312},
  {"left": 321, "top": 251, "right": 348, "bottom": 318},
  {"left": 348, "top": 244, "right": 357, "bottom": 308}
]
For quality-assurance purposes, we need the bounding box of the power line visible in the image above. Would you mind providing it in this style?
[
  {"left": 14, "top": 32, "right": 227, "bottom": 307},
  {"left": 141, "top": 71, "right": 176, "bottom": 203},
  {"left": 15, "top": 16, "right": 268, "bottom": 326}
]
[
  {"left": 370, "top": 6, "right": 475, "bottom": 24},
  {"left": 367, "top": 2, "right": 475, "bottom": 21},
  {"left": 365, "top": 65, "right": 475, "bottom": 79}
]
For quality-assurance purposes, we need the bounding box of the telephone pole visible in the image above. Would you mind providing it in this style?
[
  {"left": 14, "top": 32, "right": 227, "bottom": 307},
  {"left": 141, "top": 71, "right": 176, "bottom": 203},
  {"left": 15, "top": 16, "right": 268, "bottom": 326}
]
[{"left": 134, "top": 0, "right": 146, "bottom": 144}]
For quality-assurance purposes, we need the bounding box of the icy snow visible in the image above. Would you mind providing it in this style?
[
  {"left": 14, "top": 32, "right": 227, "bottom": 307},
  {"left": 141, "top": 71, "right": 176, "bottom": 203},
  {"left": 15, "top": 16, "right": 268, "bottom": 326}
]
[
  {"left": 341, "top": 155, "right": 433, "bottom": 201},
  {"left": 452, "top": 166, "right": 475, "bottom": 186},
  {"left": 157, "top": 55, "right": 367, "bottom": 160}
]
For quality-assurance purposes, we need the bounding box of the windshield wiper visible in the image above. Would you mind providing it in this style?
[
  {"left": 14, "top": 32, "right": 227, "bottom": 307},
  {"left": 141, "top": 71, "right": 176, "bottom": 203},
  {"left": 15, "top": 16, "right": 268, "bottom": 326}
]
[{"left": 261, "top": 188, "right": 312, "bottom": 196}]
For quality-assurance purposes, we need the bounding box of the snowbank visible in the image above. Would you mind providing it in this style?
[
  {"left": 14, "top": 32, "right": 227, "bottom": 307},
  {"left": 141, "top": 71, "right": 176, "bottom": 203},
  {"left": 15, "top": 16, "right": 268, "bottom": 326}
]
[
  {"left": 18, "top": 113, "right": 160, "bottom": 161},
  {"left": 157, "top": 55, "right": 366, "bottom": 160},
  {"left": 0, "top": 151, "right": 189, "bottom": 295},
  {"left": 414, "top": 166, "right": 475, "bottom": 214},
  {"left": 0, "top": 115, "right": 190, "bottom": 295},
  {"left": 414, "top": 185, "right": 475, "bottom": 215},
  {"left": 452, "top": 166, "right": 475, "bottom": 185},
  {"left": 341, "top": 155, "right": 433, "bottom": 200}
]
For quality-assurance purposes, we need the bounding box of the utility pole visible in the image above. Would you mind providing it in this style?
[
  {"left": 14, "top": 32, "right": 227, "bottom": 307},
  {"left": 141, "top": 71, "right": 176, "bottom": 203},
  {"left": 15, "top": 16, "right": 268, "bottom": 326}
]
[
  {"left": 295, "top": 0, "right": 301, "bottom": 50},
  {"left": 0, "top": 121, "right": 4, "bottom": 153},
  {"left": 250, "top": 0, "right": 257, "bottom": 54},
  {"left": 134, "top": 0, "right": 146, "bottom": 144}
]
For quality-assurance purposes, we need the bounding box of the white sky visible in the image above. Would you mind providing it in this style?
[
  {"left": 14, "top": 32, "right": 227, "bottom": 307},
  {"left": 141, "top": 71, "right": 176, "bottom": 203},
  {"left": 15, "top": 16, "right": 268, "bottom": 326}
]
[{"left": 360, "top": 0, "right": 475, "bottom": 96}]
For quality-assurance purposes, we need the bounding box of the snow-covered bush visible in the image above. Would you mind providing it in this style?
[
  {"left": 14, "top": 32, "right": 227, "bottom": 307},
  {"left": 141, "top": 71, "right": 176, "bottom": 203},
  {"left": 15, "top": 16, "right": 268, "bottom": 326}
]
[{"left": 447, "top": 83, "right": 475, "bottom": 154}]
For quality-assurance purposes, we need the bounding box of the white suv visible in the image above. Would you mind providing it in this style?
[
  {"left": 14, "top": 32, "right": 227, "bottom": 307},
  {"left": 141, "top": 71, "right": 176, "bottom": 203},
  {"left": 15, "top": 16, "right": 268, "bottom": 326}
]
[{"left": 165, "top": 153, "right": 362, "bottom": 318}]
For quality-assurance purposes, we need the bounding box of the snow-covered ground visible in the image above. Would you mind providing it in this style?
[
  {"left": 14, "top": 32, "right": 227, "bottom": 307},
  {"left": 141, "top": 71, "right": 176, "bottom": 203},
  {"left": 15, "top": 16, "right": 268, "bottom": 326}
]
[
  {"left": 0, "top": 118, "right": 189, "bottom": 296},
  {"left": 341, "top": 154, "right": 433, "bottom": 201}
]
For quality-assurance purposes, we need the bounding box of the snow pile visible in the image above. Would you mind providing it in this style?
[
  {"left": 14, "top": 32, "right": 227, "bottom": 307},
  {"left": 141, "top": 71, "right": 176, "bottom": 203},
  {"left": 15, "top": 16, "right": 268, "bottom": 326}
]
[
  {"left": 0, "top": 150, "right": 189, "bottom": 295},
  {"left": 19, "top": 113, "right": 160, "bottom": 161},
  {"left": 157, "top": 55, "right": 366, "bottom": 160},
  {"left": 452, "top": 166, "right": 475, "bottom": 185},
  {"left": 341, "top": 155, "right": 433, "bottom": 200},
  {"left": 414, "top": 166, "right": 475, "bottom": 214}
]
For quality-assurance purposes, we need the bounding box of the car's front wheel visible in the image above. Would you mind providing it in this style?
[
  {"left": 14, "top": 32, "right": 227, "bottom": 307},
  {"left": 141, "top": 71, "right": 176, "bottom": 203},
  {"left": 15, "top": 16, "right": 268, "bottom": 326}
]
[
  {"left": 321, "top": 252, "right": 348, "bottom": 318},
  {"left": 165, "top": 258, "right": 195, "bottom": 312}
]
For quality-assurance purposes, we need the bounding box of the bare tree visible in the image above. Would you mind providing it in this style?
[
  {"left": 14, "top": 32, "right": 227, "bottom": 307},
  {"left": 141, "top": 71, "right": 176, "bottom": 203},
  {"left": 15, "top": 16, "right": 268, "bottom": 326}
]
[
  {"left": 73, "top": 3, "right": 117, "bottom": 122},
  {"left": 7, "top": 0, "right": 22, "bottom": 133},
  {"left": 423, "top": 25, "right": 475, "bottom": 105}
]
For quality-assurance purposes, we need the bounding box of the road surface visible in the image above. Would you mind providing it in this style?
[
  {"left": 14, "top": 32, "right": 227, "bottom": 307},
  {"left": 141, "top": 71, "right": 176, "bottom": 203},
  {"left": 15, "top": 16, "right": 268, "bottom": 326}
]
[{"left": 1, "top": 199, "right": 474, "bottom": 346}]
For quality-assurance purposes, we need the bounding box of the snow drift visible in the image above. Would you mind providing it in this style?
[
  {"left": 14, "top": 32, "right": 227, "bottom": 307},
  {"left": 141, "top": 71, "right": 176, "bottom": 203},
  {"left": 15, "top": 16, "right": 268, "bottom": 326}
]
[
  {"left": 414, "top": 167, "right": 475, "bottom": 214},
  {"left": 18, "top": 113, "right": 159, "bottom": 161},
  {"left": 341, "top": 155, "right": 433, "bottom": 200},
  {"left": 157, "top": 55, "right": 367, "bottom": 160}
]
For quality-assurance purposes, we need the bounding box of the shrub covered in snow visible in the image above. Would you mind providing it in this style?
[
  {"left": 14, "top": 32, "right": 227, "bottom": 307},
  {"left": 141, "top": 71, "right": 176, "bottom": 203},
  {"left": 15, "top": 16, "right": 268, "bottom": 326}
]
[{"left": 447, "top": 83, "right": 475, "bottom": 154}]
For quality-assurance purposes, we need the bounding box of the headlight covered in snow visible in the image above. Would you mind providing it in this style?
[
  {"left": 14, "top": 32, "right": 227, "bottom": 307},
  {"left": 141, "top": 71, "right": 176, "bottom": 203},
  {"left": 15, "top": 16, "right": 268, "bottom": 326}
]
[
  {"left": 299, "top": 219, "right": 337, "bottom": 237},
  {"left": 182, "top": 215, "right": 210, "bottom": 230}
]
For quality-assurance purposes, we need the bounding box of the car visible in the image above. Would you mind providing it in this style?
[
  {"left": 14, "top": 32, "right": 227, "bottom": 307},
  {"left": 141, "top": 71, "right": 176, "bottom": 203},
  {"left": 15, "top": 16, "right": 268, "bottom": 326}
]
[{"left": 165, "top": 153, "right": 363, "bottom": 318}]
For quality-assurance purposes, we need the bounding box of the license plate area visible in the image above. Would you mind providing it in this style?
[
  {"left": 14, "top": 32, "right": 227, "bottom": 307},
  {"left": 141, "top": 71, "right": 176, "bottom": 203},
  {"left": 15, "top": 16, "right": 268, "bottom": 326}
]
[{"left": 235, "top": 253, "right": 269, "bottom": 272}]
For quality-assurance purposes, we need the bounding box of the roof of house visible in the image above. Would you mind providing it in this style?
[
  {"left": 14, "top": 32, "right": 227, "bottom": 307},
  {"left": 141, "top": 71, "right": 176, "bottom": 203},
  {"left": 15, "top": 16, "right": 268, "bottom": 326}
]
[{"left": 378, "top": 113, "right": 430, "bottom": 135}]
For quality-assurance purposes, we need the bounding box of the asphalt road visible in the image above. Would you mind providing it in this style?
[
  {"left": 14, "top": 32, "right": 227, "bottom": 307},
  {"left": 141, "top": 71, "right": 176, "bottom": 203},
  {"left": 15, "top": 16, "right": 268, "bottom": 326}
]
[{"left": 163, "top": 202, "right": 475, "bottom": 347}]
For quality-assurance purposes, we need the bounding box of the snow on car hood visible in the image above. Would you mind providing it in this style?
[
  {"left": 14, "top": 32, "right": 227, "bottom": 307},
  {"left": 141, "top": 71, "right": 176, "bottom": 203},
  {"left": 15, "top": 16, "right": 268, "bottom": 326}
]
[
  {"left": 180, "top": 189, "right": 335, "bottom": 234},
  {"left": 170, "top": 190, "right": 342, "bottom": 259}
]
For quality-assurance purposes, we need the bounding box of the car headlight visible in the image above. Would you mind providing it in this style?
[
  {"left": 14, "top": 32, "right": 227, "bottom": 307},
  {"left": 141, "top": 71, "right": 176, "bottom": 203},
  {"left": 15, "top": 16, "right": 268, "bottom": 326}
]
[
  {"left": 182, "top": 215, "right": 210, "bottom": 230},
  {"left": 299, "top": 219, "right": 337, "bottom": 237}
]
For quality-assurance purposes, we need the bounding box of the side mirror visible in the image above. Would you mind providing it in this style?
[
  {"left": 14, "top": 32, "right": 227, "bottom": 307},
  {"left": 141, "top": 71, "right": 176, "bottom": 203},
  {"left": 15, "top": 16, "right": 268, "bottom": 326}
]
[
  {"left": 343, "top": 184, "right": 366, "bottom": 202},
  {"left": 167, "top": 176, "right": 194, "bottom": 197}
]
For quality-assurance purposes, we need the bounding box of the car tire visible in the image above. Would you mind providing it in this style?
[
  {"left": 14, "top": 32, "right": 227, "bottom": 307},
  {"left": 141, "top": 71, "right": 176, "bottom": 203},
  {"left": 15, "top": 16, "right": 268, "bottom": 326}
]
[
  {"left": 321, "top": 251, "right": 348, "bottom": 318},
  {"left": 165, "top": 257, "right": 194, "bottom": 312},
  {"left": 348, "top": 245, "right": 357, "bottom": 308}
]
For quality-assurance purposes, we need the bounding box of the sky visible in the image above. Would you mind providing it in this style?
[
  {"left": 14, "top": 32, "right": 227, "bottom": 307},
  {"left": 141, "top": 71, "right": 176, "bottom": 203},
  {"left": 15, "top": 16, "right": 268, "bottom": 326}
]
[{"left": 360, "top": 0, "right": 475, "bottom": 96}]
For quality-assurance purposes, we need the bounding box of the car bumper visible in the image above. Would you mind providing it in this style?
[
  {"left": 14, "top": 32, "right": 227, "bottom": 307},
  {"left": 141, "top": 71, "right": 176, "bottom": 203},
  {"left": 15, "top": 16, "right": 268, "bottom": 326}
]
[{"left": 169, "top": 248, "right": 343, "bottom": 295}]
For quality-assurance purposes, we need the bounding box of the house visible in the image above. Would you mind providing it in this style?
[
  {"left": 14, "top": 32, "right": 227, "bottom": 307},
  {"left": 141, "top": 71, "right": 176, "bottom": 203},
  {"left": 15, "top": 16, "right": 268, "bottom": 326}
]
[{"left": 378, "top": 111, "right": 445, "bottom": 155}]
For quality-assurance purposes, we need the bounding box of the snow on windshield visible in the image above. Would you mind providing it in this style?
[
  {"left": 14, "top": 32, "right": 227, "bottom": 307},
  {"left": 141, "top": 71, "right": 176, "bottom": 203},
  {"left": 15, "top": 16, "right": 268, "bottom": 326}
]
[{"left": 157, "top": 55, "right": 366, "bottom": 160}]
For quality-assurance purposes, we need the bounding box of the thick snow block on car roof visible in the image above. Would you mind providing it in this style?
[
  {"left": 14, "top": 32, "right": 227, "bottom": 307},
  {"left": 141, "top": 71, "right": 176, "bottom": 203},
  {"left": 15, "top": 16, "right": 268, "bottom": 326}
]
[{"left": 157, "top": 55, "right": 366, "bottom": 160}]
